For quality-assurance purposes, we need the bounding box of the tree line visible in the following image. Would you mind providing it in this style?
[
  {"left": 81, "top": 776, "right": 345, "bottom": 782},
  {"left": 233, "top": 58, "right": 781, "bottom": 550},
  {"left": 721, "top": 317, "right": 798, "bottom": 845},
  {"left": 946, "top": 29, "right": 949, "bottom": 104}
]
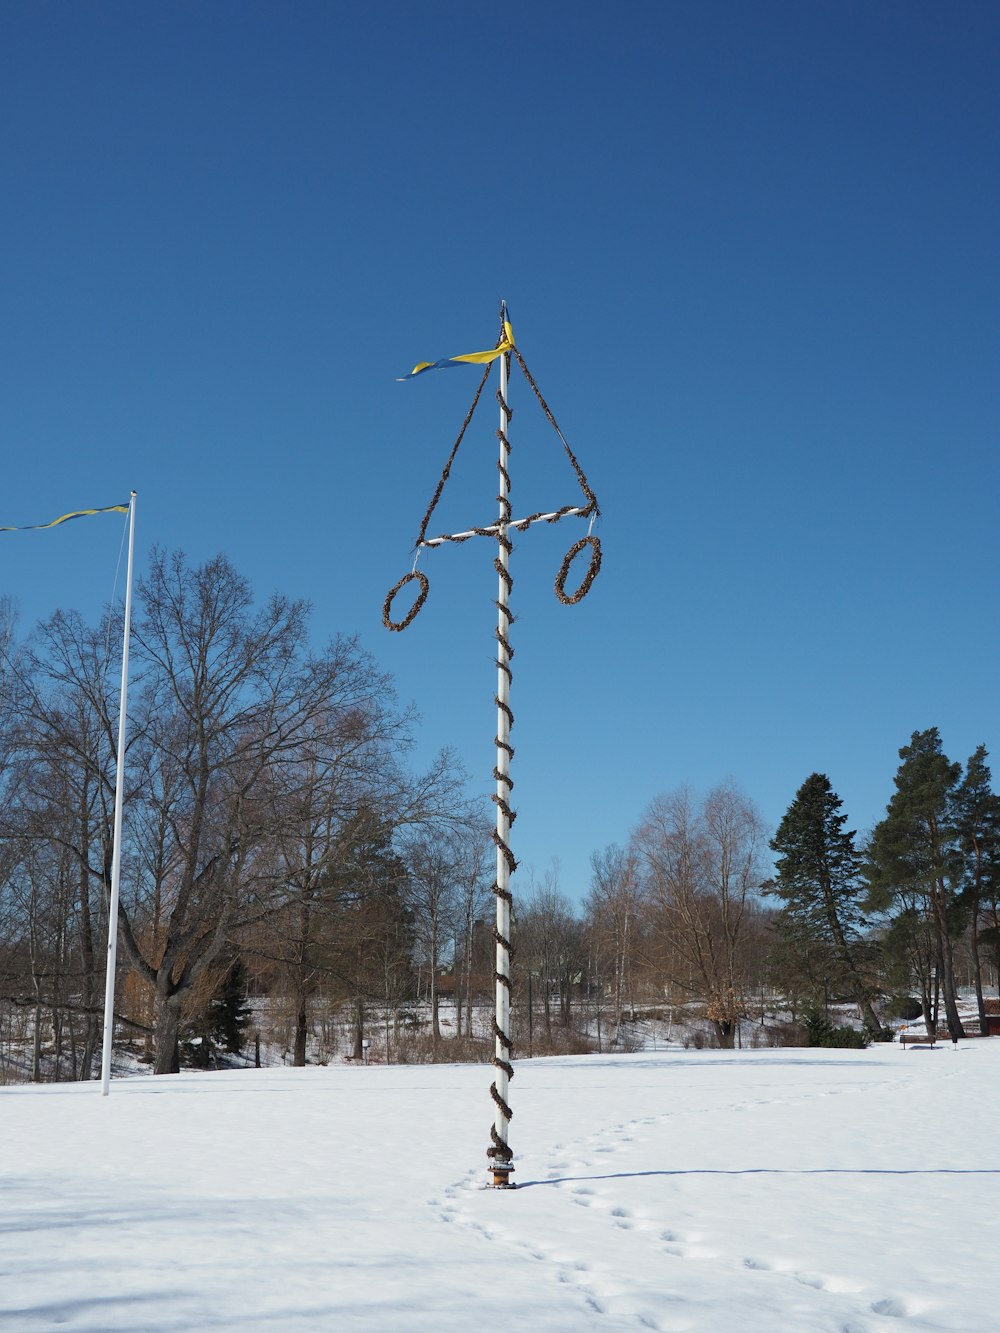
[
  {"left": 573, "top": 730, "right": 1000, "bottom": 1048},
  {"left": 2, "top": 552, "right": 997, "bottom": 1079},
  {"left": 0, "top": 553, "right": 490, "bottom": 1080}
]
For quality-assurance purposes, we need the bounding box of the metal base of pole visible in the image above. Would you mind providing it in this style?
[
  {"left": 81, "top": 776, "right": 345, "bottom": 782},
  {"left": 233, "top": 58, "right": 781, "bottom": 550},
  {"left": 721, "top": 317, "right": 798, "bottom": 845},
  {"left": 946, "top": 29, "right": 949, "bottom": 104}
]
[{"left": 489, "top": 1167, "right": 516, "bottom": 1189}]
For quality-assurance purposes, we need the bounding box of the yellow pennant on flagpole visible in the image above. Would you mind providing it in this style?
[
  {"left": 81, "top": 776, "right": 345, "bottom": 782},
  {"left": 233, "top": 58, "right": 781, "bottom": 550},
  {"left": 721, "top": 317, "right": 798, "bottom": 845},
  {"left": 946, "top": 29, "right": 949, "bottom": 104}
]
[
  {"left": 398, "top": 318, "right": 515, "bottom": 381},
  {"left": 0, "top": 502, "right": 130, "bottom": 533}
]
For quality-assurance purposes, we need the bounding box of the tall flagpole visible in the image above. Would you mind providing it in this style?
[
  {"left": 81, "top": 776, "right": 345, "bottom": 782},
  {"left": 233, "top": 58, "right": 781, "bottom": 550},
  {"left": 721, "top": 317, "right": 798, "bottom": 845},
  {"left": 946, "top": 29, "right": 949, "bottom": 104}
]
[
  {"left": 490, "top": 308, "right": 516, "bottom": 1186},
  {"left": 101, "top": 490, "right": 136, "bottom": 1096}
]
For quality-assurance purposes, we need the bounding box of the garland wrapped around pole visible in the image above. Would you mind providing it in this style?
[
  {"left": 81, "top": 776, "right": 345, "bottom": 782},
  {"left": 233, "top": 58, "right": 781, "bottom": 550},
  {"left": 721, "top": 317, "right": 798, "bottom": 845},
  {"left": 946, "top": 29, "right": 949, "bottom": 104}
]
[
  {"left": 383, "top": 303, "right": 602, "bottom": 1187},
  {"left": 490, "top": 341, "right": 515, "bottom": 1184}
]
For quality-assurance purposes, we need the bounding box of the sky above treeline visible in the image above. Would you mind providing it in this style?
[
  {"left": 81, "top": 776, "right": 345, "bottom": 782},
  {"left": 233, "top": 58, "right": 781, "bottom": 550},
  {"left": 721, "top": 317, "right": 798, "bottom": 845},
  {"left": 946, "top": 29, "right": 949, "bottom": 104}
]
[{"left": 2, "top": 2, "right": 998, "bottom": 901}]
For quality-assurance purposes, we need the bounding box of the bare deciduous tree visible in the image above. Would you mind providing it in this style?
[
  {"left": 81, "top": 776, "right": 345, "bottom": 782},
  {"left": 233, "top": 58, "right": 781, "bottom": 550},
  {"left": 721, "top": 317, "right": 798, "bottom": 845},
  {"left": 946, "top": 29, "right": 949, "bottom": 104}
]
[
  {"left": 635, "top": 783, "right": 767, "bottom": 1047},
  {"left": 587, "top": 844, "right": 643, "bottom": 1031}
]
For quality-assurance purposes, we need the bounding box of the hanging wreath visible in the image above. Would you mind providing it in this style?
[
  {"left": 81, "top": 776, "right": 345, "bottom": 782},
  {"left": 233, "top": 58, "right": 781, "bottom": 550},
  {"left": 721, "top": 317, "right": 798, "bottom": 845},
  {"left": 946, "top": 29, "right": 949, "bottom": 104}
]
[
  {"left": 554, "top": 535, "right": 602, "bottom": 605},
  {"left": 382, "top": 571, "right": 429, "bottom": 631}
]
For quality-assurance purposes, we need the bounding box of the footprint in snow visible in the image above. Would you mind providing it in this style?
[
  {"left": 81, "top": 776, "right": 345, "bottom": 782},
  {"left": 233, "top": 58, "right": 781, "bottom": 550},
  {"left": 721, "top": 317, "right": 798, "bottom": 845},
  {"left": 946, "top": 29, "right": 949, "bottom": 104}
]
[
  {"left": 871, "top": 1297, "right": 910, "bottom": 1318},
  {"left": 794, "top": 1272, "right": 827, "bottom": 1290}
]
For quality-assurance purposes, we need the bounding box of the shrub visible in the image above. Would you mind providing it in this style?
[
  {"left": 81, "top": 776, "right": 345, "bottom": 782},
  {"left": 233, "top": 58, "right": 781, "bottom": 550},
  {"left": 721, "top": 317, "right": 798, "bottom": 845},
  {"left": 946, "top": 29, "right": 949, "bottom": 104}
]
[
  {"left": 615, "top": 1025, "right": 645, "bottom": 1054},
  {"left": 530, "top": 1028, "right": 598, "bottom": 1057},
  {"left": 803, "top": 1005, "right": 870, "bottom": 1049},
  {"left": 825, "top": 1025, "right": 870, "bottom": 1049},
  {"left": 758, "top": 1021, "right": 807, "bottom": 1048},
  {"left": 887, "top": 995, "right": 923, "bottom": 1022},
  {"left": 393, "top": 1034, "right": 492, "bottom": 1065},
  {"left": 867, "top": 1024, "right": 896, "bottom": 1042}
]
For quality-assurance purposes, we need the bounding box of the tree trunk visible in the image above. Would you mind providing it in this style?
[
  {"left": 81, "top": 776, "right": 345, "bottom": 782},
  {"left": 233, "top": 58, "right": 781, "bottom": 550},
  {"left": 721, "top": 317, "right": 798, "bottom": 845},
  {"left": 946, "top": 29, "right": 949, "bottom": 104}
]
[
  {"left": 293, "top": 993, "right": 308, "bottom": 1067},
  {"left": 932, "top": 882, "right": 966, "bottom": 1039},
  {"left": 292, "top": 899, "right": 312, "bottom": 1067},
  {"left": 713, "top": 1018, "right": 735, "bottom": 1049},
  {"left": 77, "top": 779, "right": 97, "bottom": 1080},
  {"left": 939, "top": 943, "right": 966, "bottom": 1040},
  {"left": 79, "top": 1009, "right": 99, "bottom": 1083},
  {"left": 463, "top": 918, "right": 474, "bottom": 1038},
  {"left": 430, "top": 921, "right": 440, "bottom": 1046},
  {"left": 32, "top": 1002, "right": 43, "bottom": 1083},
  {"left": 823, "top": 895, "right": 882, "bottom": 1033},
  {"left": 153, "top": 993, "right": 182, "bottom": 1074},
  {"left": 970, "top": 900, "right": 987, "bottom": 1031}
]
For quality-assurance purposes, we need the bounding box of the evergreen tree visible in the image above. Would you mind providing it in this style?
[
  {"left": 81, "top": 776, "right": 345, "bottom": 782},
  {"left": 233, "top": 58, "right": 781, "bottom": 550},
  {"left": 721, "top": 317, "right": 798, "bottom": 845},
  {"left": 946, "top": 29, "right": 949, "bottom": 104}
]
[
  {"left": 181, "top": 955, "right": 253, "bottom": 1068},
  {"left": 953, "top": 745, "right": 1000, "bottom": 1029},
  {"left": 206, "top": 957, "right": 253, "bottom": 1055},
  {"left": 867, "top": 728, "right": 966, "bottom": 1040},
  {"left": 768, "top": 773, "right": 882, "bottom": 1032}
]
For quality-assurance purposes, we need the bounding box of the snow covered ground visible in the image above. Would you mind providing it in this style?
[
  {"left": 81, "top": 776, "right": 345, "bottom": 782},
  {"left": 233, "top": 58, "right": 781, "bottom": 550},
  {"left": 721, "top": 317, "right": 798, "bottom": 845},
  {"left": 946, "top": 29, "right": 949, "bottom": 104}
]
[{"left": 3, "top": 1040, "right": 997, "bottom": 1332}]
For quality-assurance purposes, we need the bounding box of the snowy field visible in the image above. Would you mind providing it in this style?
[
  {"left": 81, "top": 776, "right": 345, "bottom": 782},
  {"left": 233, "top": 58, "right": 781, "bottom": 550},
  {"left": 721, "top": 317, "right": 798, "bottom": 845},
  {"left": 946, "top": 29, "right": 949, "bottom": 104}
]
[{"left": 3, "top": 1041, "right": 998, "bottom": 1333}]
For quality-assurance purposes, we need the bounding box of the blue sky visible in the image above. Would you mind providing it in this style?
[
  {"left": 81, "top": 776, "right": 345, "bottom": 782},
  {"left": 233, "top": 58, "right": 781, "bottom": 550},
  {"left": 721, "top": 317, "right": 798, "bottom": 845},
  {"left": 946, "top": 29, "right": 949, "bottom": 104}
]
[{"left": 2, "top": 2, "right": 998, "bottom": 903}]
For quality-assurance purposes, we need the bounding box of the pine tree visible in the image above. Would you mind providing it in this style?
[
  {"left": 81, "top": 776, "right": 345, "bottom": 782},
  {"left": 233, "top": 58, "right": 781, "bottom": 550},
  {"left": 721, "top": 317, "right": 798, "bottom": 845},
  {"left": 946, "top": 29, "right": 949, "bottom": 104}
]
[
  {"left": 867, "top": 728, "right": 966, "bottom": 1040},
  {"left": 953, "top": 745, "right": 1000, "bottom": 1030},
  {"left": 768, "top": 773, "right": 882, "bottom": 1033}
]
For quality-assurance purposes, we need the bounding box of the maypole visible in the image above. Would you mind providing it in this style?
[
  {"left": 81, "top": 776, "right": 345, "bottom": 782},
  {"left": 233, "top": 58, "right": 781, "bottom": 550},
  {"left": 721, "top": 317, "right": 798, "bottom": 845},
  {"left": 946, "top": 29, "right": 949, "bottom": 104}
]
[
  {"left": 101, "top": 490, "right": 137, "bottom": 1096},
  {"left": 384, "top": 307, "right": 601, "bottom": 1187},
  {"left": 491, "top": 328, "right": 515, "bottom": 1184}
]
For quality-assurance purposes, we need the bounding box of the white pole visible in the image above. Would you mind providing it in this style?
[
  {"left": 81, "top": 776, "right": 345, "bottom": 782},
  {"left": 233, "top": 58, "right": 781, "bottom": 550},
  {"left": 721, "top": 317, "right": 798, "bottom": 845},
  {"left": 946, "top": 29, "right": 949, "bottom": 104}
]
[
  {"left": 101, "top": 491, "right": 136, "bottom": 1096},
  {"left": 490, "top": 318, "right": 515, "bottom": 1185}
]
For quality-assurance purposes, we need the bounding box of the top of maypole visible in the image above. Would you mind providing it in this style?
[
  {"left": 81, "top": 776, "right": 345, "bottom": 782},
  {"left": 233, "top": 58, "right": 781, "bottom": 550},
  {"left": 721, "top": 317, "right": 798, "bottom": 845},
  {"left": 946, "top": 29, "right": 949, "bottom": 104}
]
[
  {"left": 499, "top": 300, "right": 513, "bottom": 353},
  {"left": 383, "top": 306, "right": 602, "bottom": 631}
]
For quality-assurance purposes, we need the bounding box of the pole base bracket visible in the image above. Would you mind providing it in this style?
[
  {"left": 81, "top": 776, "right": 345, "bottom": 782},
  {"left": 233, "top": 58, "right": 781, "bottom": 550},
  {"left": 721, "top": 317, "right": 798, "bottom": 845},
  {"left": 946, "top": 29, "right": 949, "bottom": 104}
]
[{"left": 488, "top": 1162, "right": 516, "bottom": 1189}]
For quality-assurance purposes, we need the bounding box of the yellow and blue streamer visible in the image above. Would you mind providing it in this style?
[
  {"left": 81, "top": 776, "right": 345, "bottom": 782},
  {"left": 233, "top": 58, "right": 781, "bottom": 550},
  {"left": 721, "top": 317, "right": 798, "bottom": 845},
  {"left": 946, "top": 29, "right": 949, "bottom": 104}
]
[
  {"left": 398, "top": 319, "right": 515, "bottom": 381},
  {"left": 0, "top": 502, "right": 130, "bottom": 533}
]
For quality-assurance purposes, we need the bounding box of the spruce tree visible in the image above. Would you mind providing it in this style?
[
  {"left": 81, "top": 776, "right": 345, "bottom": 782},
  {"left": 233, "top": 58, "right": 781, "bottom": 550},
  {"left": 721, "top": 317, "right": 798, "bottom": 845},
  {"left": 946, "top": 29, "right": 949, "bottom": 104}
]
[
  {"left": 768, "top": 773, "right": 882, "bottom": 1032},
  {"left": 867, "top": 728, "right": 965, "bottom": 1040},
  {"left": 953, "top": 745, "right": 1000, "bottom": 1030},
  {"left": 207, "top": 957, "right": 253, "bottom": 1055}
]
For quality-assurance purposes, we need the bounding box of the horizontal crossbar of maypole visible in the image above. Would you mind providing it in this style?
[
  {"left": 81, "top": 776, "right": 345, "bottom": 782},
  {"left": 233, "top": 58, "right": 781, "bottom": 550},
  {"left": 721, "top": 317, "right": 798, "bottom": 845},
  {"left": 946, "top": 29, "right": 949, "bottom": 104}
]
[{"left": 419, "top": 505, "right": 593, "bottom": 547}]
